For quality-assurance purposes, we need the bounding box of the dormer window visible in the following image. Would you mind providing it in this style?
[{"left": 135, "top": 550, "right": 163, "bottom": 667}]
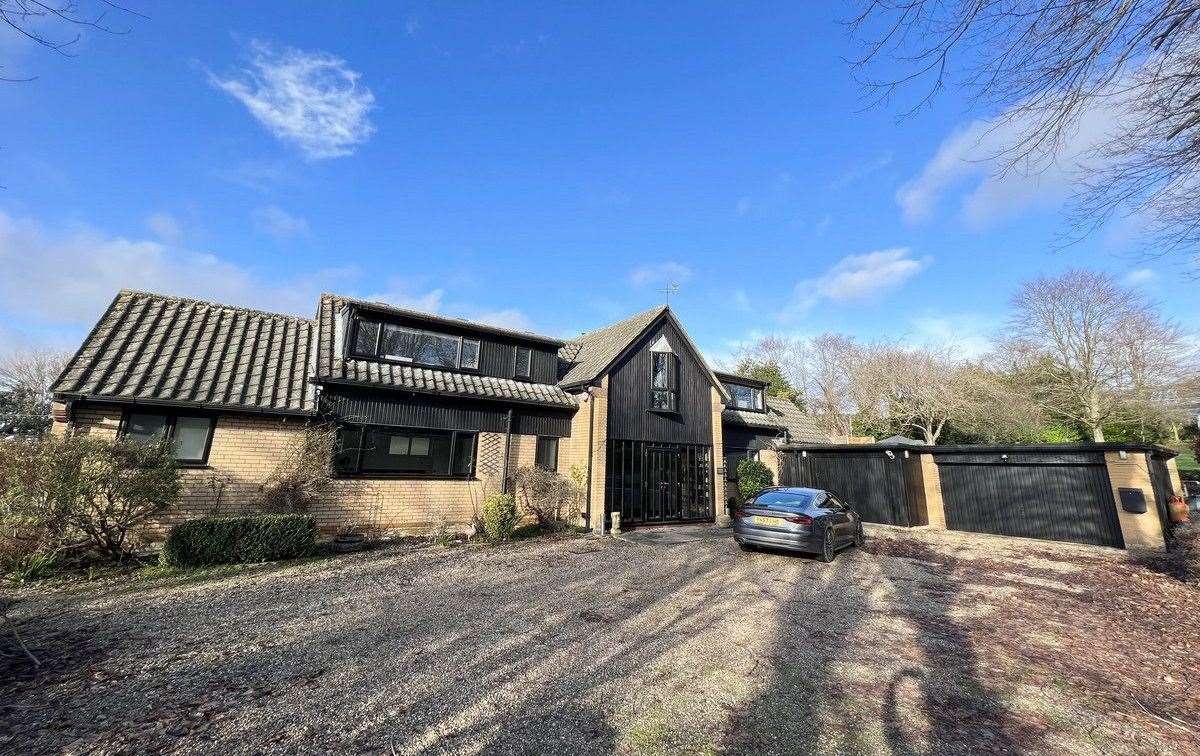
[
  {"left": 349, "top": 314, "right": 481, "bottom": 372},
  {"left": 649, "top": 336, "right": 678, "bottom": 412},
  {"left": 726, "top": 383, "right": 764, "bottom": 411}
]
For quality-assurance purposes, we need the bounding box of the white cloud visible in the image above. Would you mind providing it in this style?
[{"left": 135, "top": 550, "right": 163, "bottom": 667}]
[
  {"left": 469, "top": 308, "right": 535, "bottom": 332},
  {"left": 362, "top": 278, "right": 445, "bottom": 314},
  {"left": 784, "top": 247, "right": 930, "bottom": 319},
  {"left": 830, "top": 152, "right": 893, "bottom": 190},
  {"left": 0, "top": 212, "right": 355, "bottom": 325},
  {"left": 906, "top": 312, "right": 997, "bottom": 358},
  {"left": 898, "top": 97, "right": 1125, "bottom": 227},
  {"left": 1123, "top": 268, "right": 1157, "bottom": 286},
  {"left": 145, "top": 213, "right": 184, "bottom": 245},
  {"left": 209, "top": 40, "right": 375, "bottom": 160},
  {"left": 629, "top": 261, "right": 693, "bottom": 287},
  {"left": 252, "top": 205, "right": 308, "bottom": 238}
]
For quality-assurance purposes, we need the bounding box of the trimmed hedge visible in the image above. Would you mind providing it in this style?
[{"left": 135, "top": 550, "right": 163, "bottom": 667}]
[{"left": 161, "top": 514, "right": 317, "bottom": 568}]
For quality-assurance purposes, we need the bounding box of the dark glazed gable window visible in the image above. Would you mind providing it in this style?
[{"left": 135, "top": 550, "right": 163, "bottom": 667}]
[
  {"left": 650, "top": 351, "right": 678, "bottom": 412},
  {"left": 535, "top": 436, "right": 559, "bottom": 471},
  {"left": 514, "top": 346, "right": 532, "bottom": 379},
  {"left": 333, "top": 425, "right": 477, "bottom": 478},
  {"left": 121, "top": 411, "right": 215, "bottom": 465}
]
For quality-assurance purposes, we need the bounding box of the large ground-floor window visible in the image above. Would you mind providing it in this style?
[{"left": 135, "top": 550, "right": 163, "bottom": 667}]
[
  {"left": 333, "top": 425, "right": 477, "bottom": 478},
  {"left": 119, "top": 410, "right": 216, "bottom": 466}
]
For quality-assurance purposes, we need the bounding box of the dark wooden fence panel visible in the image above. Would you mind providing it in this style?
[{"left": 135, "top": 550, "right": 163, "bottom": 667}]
[
  {"left": 935, "top": 453, "right": 1123, "bottom": 548},
  {"left": 779, "top": 449, "right": 918, "bottom": 526}
]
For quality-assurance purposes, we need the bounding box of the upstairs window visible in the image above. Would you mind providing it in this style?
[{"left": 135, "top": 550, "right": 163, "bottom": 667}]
[
  {"left": 121, "top": 411, "right": 215, "bottom": 465},
  {"left": 514, "top": 346, "right": 532, "bottom": 379},
  {"left": 349, "top": 315, "right": 483, "bottom": 372},
  {"left": 650, "top": 351, "right": 678, "bottom": 412},
  {"left": 726, "top": 383, "right": 764, "bottom": 411}
]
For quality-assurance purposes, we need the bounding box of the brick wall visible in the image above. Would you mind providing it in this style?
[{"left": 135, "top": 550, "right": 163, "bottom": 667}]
[
  {"left": 586, "top": 378, "right": 610, "bottom": 534},
  {"left": 711, "top": 386, "right": 728, "bottom": 526},
  {"left": 59, "top": 404, "right": 543, "bottom": 536},
  {"left": 1104, "top": 451, "right": 1167, "bottom": 551}
]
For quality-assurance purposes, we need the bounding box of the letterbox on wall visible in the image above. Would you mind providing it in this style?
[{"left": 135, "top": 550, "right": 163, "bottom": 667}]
[{"left": 1118, "top": 487, "right": 1148, "bottom": 513}]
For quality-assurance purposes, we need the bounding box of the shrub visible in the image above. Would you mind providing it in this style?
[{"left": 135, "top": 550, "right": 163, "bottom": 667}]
[
  {"left": 0, "top": 434, "right": 180, "bottom": 567},
  {"left": 259, "top": 423, "right": 338, "bottom": 514},
  {"left": 160, "top": 514, "right": 317, "bottom": 568},
  {"left": 736, "top": 458, "right": 774, "bottom": 500},
  {"left": 511, "top": 465, "right": 579, "bottom": 528},
  {"left": 480, "top": 493, "right": 519, "bottom": 541}
]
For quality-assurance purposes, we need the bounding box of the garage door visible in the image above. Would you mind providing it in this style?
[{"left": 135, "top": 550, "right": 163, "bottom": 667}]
[
  {"left": 781, "top": 449, "right": 922, "bottom": 526},
  {"left": 936, "top": 451, "right": 1124, "bottom": 548}
]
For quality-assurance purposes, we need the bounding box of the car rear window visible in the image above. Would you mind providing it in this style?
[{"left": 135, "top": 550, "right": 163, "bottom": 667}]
[{"left": 752, "top": 490, "right": 816, "bottom": 509}]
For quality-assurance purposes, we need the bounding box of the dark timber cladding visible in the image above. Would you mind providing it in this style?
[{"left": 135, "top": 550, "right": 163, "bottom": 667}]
[
  {"left": 780, "top": 448, "right": 922, "bottom": 526},
  {"left": 605, "top": 319, "right": 713, "bottom": 445},
  {"left": 935, "top": 449, "right": 1123, "bottom": 548},
  {"left": 320, "top": 388, "right": 572, "bottom": 437}
]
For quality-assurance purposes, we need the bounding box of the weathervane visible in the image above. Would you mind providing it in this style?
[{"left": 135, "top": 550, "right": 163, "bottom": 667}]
[{"left": 659, "top": 282, "right": 680, "bottom": 305}]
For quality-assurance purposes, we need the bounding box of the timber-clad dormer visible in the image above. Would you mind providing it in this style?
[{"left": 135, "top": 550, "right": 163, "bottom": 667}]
[{"left": 315, "top": 293, "right": 575, "bottom": 408}]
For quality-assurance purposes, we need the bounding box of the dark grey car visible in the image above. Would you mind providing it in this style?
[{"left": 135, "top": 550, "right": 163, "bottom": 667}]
[{"left": 732, "top": 487, "right": 864, "bottom": 562}]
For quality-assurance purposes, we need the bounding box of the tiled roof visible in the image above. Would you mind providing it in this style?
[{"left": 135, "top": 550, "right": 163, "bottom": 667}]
[
  {"left": 723, "top": 395, "right": 827, "bottom": 444},
  {"left": 557, "top": 306, "right": 667, "bottom": 387},
  {"left": 52, "top": 290, "right": 317, "bottom": 414},
  {"left": 314, "top": 294, "right": 577, "bottom": 408}
]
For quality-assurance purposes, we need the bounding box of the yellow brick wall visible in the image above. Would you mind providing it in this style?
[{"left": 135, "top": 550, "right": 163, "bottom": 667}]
[
  {"left": 759, "top": 448, "right": 781, "bottom": 487},
  {"left": 557, "top": 390, "right": 593, "bottom": 526},
  {"left": 1104, "top": 451, "right": 1166, "bottom": 551},
  {"left": 587, "top": 377, "right": 610, "bottom": 534},
  {"left": 59, "top": 404, "right": 544, "bottom": 536},
  {"left": 1166, "top": 457, "right": 1183, "bottom": 497},
  {"left": 711, "top": 386, "right": 729, "bottom": 526},
  {"left": 919, "top": 453, "right": 946, "bottom": 529}
]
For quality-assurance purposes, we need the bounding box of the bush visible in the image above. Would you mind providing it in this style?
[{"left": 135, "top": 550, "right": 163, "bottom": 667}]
[
  {"left": 259, "top": 423, "right": 338, "bottom": 514},
  {"left": 736, "top": 458, "right": 774, "bottom": 500},
  {"left": 0, "top": 434, "right": 180, "bottom": 568},
  {"left": 511, "top": 465, "right": 579, "bottom": 528},
  {"left": 160, "top": 514, "right": 317, "bottom": 568},
  {"left": 480, "top": 493, "right": 519, "bottom": 541}
]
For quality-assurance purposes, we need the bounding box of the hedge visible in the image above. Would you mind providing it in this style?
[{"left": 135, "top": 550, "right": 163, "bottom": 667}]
[{"left": 161, "top": 514, "right": 317, "bottom": 568}]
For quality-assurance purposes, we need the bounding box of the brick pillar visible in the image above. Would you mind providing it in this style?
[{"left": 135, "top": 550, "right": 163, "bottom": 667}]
[
  {"left": 760, "top": 448, "right": 781, "bottom": 486},
  {"left": 588, "top": 378, "right": 609, "bottom": 535},
  {"left": 1104, "top": 451, "right": 1166, "bottom": 551},
  {"left": 711, "top": 386, "right": 730, "bottom": 527},
  {"left": 919, "top": 453, "right": 946, "bottom": 529},
  {"left": 1166, "top": 457, "right": 1183, "bottom": 497}
]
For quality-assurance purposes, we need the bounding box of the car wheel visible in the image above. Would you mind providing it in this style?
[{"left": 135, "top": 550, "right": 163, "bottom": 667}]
[
  {"left": 853, "top": 523, "right": 866, "bottom": 548},
  {"left": 818, "top": 528, "right": 835, "bottom": 563}
]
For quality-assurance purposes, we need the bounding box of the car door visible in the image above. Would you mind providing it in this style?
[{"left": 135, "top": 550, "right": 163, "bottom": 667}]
[{"left": 826, "top": 495, "right": 854, "bottom": 543}]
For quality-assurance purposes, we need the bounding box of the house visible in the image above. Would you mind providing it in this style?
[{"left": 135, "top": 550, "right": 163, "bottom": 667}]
[{"left": 50, "top": 289, "right": 825, "bottom": 534}]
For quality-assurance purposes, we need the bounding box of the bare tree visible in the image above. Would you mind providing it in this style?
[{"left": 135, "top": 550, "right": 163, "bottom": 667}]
[
  {"left": 1002, "top": 269, "right": 1193, "bottom": 441},
  {"left": 1, "top": 1, "right": 143, "bottom": 81},
  {"left": 850, "top": 1, "right": 1200, "bottom": 256},
  {"left": 855, "top": 343, "right": 984, "bottom": 443},
  {"left": 0, "top": 348, "right": 69, "bottom": 436},
  {"left": 804, "top": 334, "right": 864, "bottom": 437}
]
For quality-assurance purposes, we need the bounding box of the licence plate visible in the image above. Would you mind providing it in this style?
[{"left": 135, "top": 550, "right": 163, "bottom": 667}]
[{"left": 752, "top": 515, "right": 784, "bottom": 527}]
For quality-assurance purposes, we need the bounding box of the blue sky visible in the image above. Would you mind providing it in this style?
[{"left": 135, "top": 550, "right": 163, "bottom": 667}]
[{"left": 1, "top": 2, "right": 1192, "bottom": 365}]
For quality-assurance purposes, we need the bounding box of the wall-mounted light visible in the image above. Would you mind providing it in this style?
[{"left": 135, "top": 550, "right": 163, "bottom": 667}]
[
  {"left": 885, "top": 450, "right": 896, "bottom": 460},
  {"left": 802, "top": 450, "right": 808, "bottom": 458},
  {"left": 1001, "top": 454, "right": 1009, "bottom": 461},
  {"left": 1119, "top": 450, "right": 1128, "bottom": 460}
]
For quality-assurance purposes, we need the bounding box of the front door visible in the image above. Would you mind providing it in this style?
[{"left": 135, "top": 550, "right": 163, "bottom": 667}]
[{"left": 647, "top": 447, "right": 681, "bottom": 521}]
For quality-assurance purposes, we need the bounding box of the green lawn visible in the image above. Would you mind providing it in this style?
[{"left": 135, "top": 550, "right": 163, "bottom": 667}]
[{"left": 1177, "top": 449, "right": 1199, "bottom": 475}]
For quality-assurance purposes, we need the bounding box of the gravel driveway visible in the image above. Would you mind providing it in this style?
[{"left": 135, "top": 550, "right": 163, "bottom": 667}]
[{"left": 3, "top": 526, "right": 1198, "bottom": 755}]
